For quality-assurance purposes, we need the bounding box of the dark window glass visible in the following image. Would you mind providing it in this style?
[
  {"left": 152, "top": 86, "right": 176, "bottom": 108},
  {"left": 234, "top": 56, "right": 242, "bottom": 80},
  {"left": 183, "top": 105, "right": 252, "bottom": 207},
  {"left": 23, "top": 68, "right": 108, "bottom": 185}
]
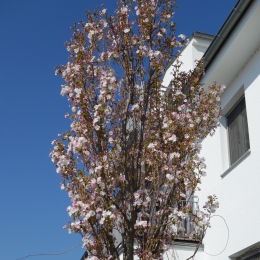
[
  {"left": 244, "top": 252, "right": 260, "bottom": 260},
  {"left": 227, "top": 97, "right": 250, "bottom": 165}
]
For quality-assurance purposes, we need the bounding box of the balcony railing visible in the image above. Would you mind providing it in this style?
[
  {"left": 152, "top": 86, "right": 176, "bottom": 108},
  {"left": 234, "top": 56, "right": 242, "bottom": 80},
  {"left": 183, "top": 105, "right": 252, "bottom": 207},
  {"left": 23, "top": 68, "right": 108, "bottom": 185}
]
[{"left": 175, "top": 198, "right": 201, "bottom": 242}]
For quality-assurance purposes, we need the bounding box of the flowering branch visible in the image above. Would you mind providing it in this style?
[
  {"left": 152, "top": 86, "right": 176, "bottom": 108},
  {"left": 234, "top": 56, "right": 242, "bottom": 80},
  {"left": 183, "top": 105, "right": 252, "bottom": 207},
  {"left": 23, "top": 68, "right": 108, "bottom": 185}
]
[{"left": 51, "top": 0, "right": 223, "bottom": 259}]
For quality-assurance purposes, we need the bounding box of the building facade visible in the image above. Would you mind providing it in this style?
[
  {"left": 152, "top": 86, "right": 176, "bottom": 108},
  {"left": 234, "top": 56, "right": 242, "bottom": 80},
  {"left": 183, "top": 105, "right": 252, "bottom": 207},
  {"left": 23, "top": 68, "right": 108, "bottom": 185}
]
[
  {"left": 163, "top": 0, "right": 260, "bottom": 259},
  {"left": 82, "top": 0, "right": 260, "bottom": 259}
]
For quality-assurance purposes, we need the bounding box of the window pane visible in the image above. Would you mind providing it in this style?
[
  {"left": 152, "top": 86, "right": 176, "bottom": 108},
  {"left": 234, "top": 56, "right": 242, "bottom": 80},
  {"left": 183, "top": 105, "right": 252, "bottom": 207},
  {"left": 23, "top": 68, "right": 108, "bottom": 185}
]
[{"left": 227, "top": 97, "right": 250, "bottom": 165}]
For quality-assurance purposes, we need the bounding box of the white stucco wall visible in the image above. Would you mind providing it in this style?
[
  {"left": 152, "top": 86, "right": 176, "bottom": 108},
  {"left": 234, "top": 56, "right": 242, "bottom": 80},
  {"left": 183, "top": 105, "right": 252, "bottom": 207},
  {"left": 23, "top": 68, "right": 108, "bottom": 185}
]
[
  {"left": 163, "top": 243, "right": 206, "bottom": 260},
  {"left": 198, "top": 1, "right": 260, "bottom": 259},
  {"left": 161, "top": 1, "right": 260, "bottom": 259},
  {"left": 118, "top": 1, "right": 260, "bottom": 258},
  {"left": 199, "top": 43, "right": 260, "bottom": 260},
  {"left": 119, "top": 243, "right": 206, "bottom": 260},
  {"left": 162, "top": 35, "right": 212, "bottom": 89}
]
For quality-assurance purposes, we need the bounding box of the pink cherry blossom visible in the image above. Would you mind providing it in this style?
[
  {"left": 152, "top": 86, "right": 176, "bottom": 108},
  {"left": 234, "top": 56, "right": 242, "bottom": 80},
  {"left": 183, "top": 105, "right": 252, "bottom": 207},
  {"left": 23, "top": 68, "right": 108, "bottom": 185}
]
[{"left": 50, "top": 0, "right": 222, "bottom": 259}]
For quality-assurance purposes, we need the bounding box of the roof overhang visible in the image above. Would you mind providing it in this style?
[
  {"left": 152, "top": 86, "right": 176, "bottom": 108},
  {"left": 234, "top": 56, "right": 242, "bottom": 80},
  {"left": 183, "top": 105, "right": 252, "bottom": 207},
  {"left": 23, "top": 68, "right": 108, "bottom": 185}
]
[
  {"left": 204, "top": 0, "right": 255, "bottom": 70},
  {"left": 202, "top": 0, "right": 260, "bottom": 87}
]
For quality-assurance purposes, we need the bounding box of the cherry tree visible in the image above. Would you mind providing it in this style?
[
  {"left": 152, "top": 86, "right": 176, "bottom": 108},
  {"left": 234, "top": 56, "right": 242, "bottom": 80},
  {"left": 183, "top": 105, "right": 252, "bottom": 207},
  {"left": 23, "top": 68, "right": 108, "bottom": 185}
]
[{"left": 50, "top": 0, "right": 222, "bottom": 259}]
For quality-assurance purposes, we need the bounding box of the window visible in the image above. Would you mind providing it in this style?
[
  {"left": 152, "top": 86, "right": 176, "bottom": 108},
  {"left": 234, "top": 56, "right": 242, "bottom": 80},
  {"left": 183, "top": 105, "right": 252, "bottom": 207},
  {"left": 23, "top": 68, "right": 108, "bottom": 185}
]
[
  {"left": 176, "top": 197, "right": 201, "bottom": 242},
  {"left": 243, "top": 253, "right": 260, "bottom": 260},
  {"left": 226, "top": 96, "right": 250, "bottom": 166},
  {"left": 230, "top": 242, "right": 260, "bottom": 260}
]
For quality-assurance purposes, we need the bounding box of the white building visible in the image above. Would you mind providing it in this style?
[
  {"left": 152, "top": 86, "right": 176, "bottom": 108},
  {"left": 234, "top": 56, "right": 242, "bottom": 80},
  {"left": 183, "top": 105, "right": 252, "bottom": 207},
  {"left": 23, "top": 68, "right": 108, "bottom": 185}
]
[
  {"left": 163, "top": 0, "right": 260, "bottom": 259},
  {"left": 82, "top": 0, "right": 260, "bottom": 259}
]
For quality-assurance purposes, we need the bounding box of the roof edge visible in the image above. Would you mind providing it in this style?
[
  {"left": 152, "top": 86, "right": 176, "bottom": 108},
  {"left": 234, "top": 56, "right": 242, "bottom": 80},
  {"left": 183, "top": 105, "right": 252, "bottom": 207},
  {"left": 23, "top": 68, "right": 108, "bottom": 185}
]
[
  {"left": 192, "top": 31, "right": 215, "bottom": 41},
  {"left": 164, "top": 31, "right": 214, "bottom": 73},
  {"left": 204, "top": 0, "right": 255, "bottom": 70}
]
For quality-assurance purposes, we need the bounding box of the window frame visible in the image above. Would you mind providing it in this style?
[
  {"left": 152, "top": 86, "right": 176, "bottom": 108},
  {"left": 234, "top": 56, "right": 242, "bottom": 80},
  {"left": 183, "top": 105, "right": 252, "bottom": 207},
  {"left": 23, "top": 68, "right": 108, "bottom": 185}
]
[
  {"left": 230, "top": 241, "right": 260, "bottom": 260},
  {"left": 241, "top": 252, "right": 260, "bottom": 260},
  {"left": 226, "top": 95, "right": 250, "bottom": 166},
  {"left": 221, "top": 93, "right": 251, "bottom": 178}
]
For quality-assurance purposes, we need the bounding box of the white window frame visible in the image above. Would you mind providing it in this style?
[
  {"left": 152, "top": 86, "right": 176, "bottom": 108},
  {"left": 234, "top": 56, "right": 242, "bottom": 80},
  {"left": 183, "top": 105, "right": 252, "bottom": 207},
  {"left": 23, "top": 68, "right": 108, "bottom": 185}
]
[{"left": 219, "top": 86, "right": 250, "bottom": 177}]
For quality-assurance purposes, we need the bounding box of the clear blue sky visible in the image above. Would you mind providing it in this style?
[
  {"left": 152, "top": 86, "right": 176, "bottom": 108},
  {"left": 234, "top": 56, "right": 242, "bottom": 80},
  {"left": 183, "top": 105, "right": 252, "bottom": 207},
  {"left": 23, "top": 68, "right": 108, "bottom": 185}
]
[{"left": 0, "top": 1, "right": 237, "bottom": 259}]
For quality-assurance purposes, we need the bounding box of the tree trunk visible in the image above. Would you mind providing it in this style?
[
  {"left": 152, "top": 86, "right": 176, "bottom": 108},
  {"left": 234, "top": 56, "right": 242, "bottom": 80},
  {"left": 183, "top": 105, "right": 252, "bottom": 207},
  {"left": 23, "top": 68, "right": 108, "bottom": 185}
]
[{"left": 124, "top": 230, "right": 134, "bottom": 260}]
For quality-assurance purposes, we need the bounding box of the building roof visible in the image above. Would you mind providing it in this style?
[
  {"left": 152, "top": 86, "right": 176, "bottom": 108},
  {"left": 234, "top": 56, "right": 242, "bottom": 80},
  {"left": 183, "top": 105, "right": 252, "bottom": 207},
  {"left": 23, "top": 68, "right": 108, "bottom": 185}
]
[
  {"left": 164, "top": 31, "right": 214, "bottom": 73},
  {"left": 191, "top": 31, "right": 214, "bottom": 42},
  {"left": 204, "top": 0, "right": 255, "bottom": 70}
]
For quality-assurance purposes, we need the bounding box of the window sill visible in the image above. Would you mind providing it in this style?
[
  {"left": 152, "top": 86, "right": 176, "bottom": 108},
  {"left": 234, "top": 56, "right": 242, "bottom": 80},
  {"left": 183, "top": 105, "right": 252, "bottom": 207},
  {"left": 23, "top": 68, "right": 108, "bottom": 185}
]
[
  {"left": 221, "top": 149, "right": 251, "bottom": 178},
  {"left": 173, "top": 240, "right": 204, "bottom": 250}
]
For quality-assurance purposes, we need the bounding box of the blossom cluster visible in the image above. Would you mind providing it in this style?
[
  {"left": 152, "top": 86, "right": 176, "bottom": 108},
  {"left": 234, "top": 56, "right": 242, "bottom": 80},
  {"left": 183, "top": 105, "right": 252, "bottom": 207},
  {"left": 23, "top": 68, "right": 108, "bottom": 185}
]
[{"left": 51, "top": 0, "right": 222, "bottom": 259}]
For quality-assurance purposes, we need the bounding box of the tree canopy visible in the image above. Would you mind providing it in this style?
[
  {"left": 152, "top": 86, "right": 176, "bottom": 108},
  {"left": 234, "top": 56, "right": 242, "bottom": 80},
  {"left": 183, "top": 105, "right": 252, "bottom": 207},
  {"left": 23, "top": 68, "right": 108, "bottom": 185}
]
[{"left": 50, "top": 0, "right": 222, "bottom": 259}]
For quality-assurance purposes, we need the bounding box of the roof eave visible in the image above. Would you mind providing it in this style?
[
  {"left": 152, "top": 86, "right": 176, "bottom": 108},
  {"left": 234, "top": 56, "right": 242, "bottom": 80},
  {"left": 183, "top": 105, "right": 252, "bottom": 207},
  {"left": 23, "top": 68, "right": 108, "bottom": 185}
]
[{"left": 204, "top": 0, "right": 254, "bottom": 70}]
